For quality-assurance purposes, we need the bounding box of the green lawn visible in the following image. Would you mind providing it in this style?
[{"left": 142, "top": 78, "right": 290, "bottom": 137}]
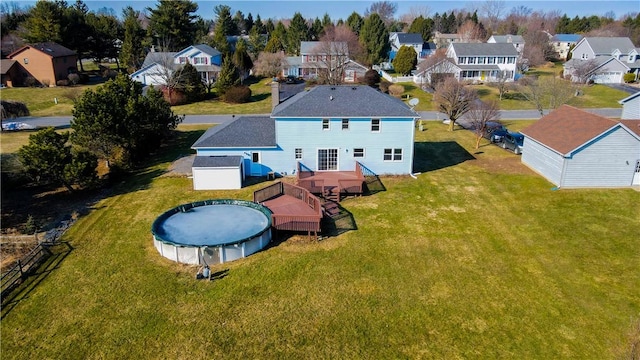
[{"left": 2, "top": 123, "right": 638, "bottom": 359}]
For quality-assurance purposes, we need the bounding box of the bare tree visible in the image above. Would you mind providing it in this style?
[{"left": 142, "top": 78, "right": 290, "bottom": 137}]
[
  {"left": 566, "top": 58, "right": 600, "bottom": 84},
  {"left": 314, "top": 25, "right": 362, "bottom": 85},
  {"left": 434, "top": 77, "right": 478, "bottom": 131},
  {"left": 415, "top": 49, "right": 457, "bottom": 89},
  {"left": 519, "top": 75, "right": 575, "bottom": 116},
  {"left": 480, "top": 0, "right": 506, "bottom": 31},
  {"left": 399, "top": 5, "right": 431, "bottom": 26},
  {"left": 490, "top": 70, "right": 512, "bottom": 100},
  {"left": 147, "top": 53, "right": 189, "bottom": 104},
  {"left": 457, "top": 20, "right": 485, "bottom": 43},
  {"left": 464, "top": 100, "right": 501, "bottom": 149},
  {"left": 365, "top": 1, "right": 398, "bottom": 26},
  {"left": 253, "top": 52, "right": 287, "bottom": 78}
]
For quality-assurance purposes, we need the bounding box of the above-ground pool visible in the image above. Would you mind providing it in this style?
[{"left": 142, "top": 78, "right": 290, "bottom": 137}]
[{"left": 152, "top": 199, "right": 272, "bottom": 265}]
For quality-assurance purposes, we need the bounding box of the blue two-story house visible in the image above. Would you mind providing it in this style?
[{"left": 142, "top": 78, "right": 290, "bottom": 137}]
[{"left": 191, "top": 85, "right": 420, "bottom": 190}]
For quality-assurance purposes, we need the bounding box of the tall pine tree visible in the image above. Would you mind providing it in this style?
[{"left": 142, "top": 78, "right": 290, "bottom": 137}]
[
  {"left": 120, "top": 6, "right": 148, "bottom": 73},
  {"left": 287, "top": 12, "right": 309, "bottom": 55},
  {"left": 359, "top": 13, "right": 389, "bottom": 66},
  {"left": 147, "top": 0, "right": 199, "bottom": 51}
]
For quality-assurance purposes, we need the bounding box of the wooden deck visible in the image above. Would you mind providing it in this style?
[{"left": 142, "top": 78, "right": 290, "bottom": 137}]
[
  {"left": 296, "top": 162, "right": 367, "bottom": 201},
  {"left": 254, "top": 182, "right": 323, "bottom": 237}
]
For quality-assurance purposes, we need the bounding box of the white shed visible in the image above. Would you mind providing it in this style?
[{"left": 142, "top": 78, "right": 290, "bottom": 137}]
[
  {"left": 192, "top": 156, "right": 244, "bottom": 190},
  {"left": 521, "top": 105, "right": 640, "bottom": 188}
]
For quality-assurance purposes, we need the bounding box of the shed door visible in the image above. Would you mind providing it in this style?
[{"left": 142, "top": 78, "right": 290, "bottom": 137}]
[{"left": 633, "top": 160, "right": 640, "bottom": 186}]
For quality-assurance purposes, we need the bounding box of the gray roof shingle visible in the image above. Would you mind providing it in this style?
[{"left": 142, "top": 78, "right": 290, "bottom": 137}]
[
  {"left": 451, "top": 43, "right": 519, "bottom": 56},
  {"left": 192, "top": 155, "right": 242, "bottom": 168},
  {"left": 584, "top": 37, "right": 636, "bottom": 55},
  {"left": 271, "top": 85, "right": 419, "bottom": 118},
  {"left": 192, "top": 116, "right": 276, "bottom": 148},
  {"left": 142, "top": 52, "right": 177, "bottom": 68}
]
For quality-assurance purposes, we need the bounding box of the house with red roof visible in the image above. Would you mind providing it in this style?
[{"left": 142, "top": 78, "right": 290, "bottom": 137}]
[{"left": 520, "top": 105, "right": 640, "bottom": 188}]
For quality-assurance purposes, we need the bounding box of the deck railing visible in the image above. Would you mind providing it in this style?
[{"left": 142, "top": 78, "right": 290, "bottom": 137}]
[{"left": 254, "top": 181, "right": 322, "bottom": 233}]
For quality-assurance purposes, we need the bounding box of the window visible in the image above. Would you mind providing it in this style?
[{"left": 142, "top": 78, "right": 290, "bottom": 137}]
[
  {"left": 353, "top": 148, "right": 364, "bottom": 158},
  {"left": 295, "top": 148, "right": 303, "bottom": 160},
  {"left": 371, "top": 119, "right": 380, "bottom": 132},
  {"left": 498, "top": 57, "right": 505, "bottom": 64},
  {"left": 23, "top": 58, "right": 28, "bottom": 64},
  {"left": 342, "top": 119, "right": 349, "bottom": 130},
  {"left": 179, "top": 57, "right": 188, "bottom": 64},
  {"left": 193, "top": 57, "right": 208, "bottom": 65},
  {"left": 467, "top": 57, "right": 476, "bottom": 64},
  {"left": 507, "top": 57, "right": 515, "bottom": 64},
  {"left": 478, "top": 57, "right": 486, "bottom": 64},
  {"left": 322, "top": 118, "right": 330, "bottom": 130},
  {"left": 383, "top": 148, "right": 403, "bottom": 161},
  {"left": 487, "top": 57, "right": 496, "bottom": 64},
  {"left": 458, "top": 57, "right": 466, "bottom": 64}
]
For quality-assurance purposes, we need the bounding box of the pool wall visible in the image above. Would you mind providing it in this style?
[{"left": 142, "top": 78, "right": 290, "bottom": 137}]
[{"left": 152, "top": 199, "right": 272, "bottom": 265}]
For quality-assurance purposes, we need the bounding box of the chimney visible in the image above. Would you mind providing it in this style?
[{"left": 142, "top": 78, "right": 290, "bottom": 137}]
[{"left": 271, "top": 81, "right": 280, "bottom": 111}]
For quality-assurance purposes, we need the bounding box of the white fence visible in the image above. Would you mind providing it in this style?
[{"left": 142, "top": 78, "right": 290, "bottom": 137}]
[{"left": 380, "top": 70, "right": 414, "bottom": 83}]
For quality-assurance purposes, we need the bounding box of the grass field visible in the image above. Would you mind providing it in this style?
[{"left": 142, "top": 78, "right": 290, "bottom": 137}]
[{"left": 1, "top": 123, "right": 638, "bottom": 359}]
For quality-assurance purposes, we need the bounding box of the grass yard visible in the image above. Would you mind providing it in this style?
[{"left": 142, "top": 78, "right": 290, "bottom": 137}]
[
  {"left": 171, "top": 78, "right": 273, "bottom": 115},
  {"left": 1, "top": 122, "right": 639, "bottom": 359}
]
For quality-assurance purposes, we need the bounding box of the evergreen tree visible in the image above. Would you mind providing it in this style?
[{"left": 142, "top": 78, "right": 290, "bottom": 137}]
[
  {"left": 245, "top": 13, "right": 254, "bottom": 33},
  {"left": 71, "top": 75, "right": 182, "bottom": 168},
  {"left": 215, "top": 57, "right": 240, "bottom": 94},
  {"left": 264, "top": 18, "right": 275, "bottom": 34},
  {"left": 392, "top": 46, "right": 417, "bottom": 75},
  {"left": 287, "top": 12, "right": 309, "bottom": 55},
  {"left": 408, "top": 16, "right": 434, "bottom": 42},
  {"left": 147, "top": 0, "right": 199, "bottom": 51},
  {"left": 86, "top": 12, "right": 121, "bottom": 66},
  {"left": 175, "top": 63, "right": 205, "bottom": 102},
  {"left": 232, "top": 38, "right": 254, "bottom": 83},
  {"left": 310, "top": 17, "right": 324, "bottom": 40},
  {"left": 346, "top": 11, "right": 364, "bottom": 35},
  {"left": 359, "top": 13, "right": 390, "bottom": 66},
  {"left": 63, "top": 0, "right": 92, "bottom": 71},
  {"left": 213, "top": 5, "right": 235, "bottom": 55},
  {"left": 264, "top": 22, "right": 287, "bottom": 53},
  {"left": 253, "top": 14, "right": 265, "bottom": 34},
  {"left": 248, "top": 26, "right": 266, "bottom": 58},
  {"left": 233, "top": 10, "right": 245, "bottom": 35},
  {"left": 18, "top": 127, "right": 97, "bottom": 192},
  {"left": 120, "top": 6, "right": 148, "bottom": 73},
  {"left": 322, "top": 13, "right": 332, "bottom": 28},
  {"left": 22, "top": 0, "right": 66, "bottom": 43},
  {"left": 555, "top": 14, "right": 571, "bottom": 34}
]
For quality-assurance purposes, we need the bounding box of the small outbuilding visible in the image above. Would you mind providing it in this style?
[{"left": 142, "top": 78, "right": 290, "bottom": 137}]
[
  {"left": 521, "top": 105, "right": 640, "bottom": 188},
  {"left": 619, "top": 91, "right": 640, "bottom": 120},
  {"left": 191, "top": 155, "right": 244, "bottom": 190}
]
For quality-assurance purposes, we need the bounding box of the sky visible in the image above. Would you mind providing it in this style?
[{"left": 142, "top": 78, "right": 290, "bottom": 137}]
[{"left": 11, "top": 0, "right": 640, "bottom": 21}]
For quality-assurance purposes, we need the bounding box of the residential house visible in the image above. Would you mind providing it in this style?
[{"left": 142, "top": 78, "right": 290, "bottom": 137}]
[
  {"left": 550, "top": 34, "right": 582, "bottom": 60},
  {"left": 191, "top": 84, "right": 420, "bottom": 190},
  {"left": 444, "top": 43, "right": 518, "bottom": 83},
  {"left": 389, "top": 33, "right": 422, "bottom": 60},
  {"left": 283, "top": 41, "right": 366, "bottom": 82},
  {"left": 563, "top": 37, "right": 639, "bottom": 83},
  {"left": 130, "top": 44, "right": 222, "bottom": 86},
  {"left": 7, "top": 42, "right": 77, "bottom": 87},
  {"left": 434, "top": 32, "right": 465, "bottom": 49},
  {"left": 619, "top": 91, "right": 640, "bottom": 119},
  {"left": 487, "top": 34, "right": 525, "bottom": 55},
  {"left": 521, "top": 105, "right": 640, "bottom": 188},
  {"left": 0, "top": 59, "right": 20, "bottom": 87}
]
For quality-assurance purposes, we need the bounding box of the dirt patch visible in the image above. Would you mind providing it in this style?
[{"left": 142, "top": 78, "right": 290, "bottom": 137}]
[
  {"left": 164, "top": 154, "right": 195, "bottom": 177},
  {"left": 471, "top": 155, "right": 536, "bottom": 175}
]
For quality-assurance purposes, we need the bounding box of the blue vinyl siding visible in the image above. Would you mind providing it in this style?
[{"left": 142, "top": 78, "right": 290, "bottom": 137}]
[
  {"left": 274, "top": 117, "right": 415, "bottom": 175},
  {"left": 521, "top": 138, "right": 564, "bottom": 186}
]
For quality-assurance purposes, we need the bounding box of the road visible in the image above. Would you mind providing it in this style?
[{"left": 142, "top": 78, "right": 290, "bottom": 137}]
[{"left": 5, "top": 108, "right": 624, "bottom": 129}]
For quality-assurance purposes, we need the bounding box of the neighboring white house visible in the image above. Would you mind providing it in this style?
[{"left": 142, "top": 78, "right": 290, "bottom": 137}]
[
  {"left": 389, "top": 32, "right": 423, "bottom": 61},
  {"left": 620, "top": 91, "right": 640, "bottom": 120},
  {"left": 130, "top": 44, "right": 222, "bottom": 86},
  {"left": 283, "top": 41, "right": 367, "bottom": 83},
  {"left": 487, "top": 34, "right": 525, "bottom": 54},
  {"left": 521, "top": 105, "right": 640, "bottom": 188},
  {"left": 563, "top": 37, "right": 639, "bottom": 83},
  {"left": 444, "top": 43, "right": 518, "bottom": 83},
  {"left": 549, "top": 33, "right": 582, "bottom": 60}
]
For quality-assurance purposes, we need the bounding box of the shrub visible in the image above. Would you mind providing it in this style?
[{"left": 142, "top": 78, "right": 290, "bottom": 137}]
[
  {"left": 379, "top": 80, "right": 392, "bottom": 93},
  {"left": 623, "top": 73, "right": 636, "bottom": 83},
  {"left": 223, "top": 85, "right": 252, "bottom": 103},
  {"left": 388, "top": 84, "right": 405, "bottom": 97},
  {"left": 41, "top": 79, "right": 51, "bottom": 87},
  {"left": 57, "top": 80, "right": 69, "bottom": 87},
  {"left": 68, "top": 73, "right": 80, "bottom": 85},
  {"left": 161, "top": 87, "right": 187, "bottom": 106},
  {"left": 0, "top": 100, "right": 30, "bottom": 120},
  {"left": 364, "top": 69, "right": 381, "bottom": 87},
  {"left": 63, "top": 88, "right": 83, "bottom": 101},
  {"left": 25, "top": 77, "right": 38, "bottom": 87}
]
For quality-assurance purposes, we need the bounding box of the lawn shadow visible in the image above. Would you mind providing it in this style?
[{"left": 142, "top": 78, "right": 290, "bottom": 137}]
[
  {"left": 1, "top": 242, "right": 73, "bottom": 319},
  {"left": 320, "top": 203, "right": 357, "bottom": 239},
  {"left": 413, "top": 141, "right": 476, "bottom": 172}
]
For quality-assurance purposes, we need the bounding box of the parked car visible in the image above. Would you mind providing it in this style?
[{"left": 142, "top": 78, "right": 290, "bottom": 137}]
[
  {"left": 480, "top": 121, "right": 508, "bottom": 143},
  {"left": 501, "top": 132, "right": 525, "bottom": 154}
]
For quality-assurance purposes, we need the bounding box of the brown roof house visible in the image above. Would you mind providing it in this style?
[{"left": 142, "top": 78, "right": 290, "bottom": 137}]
[
  {"left": 7, "top": 42, "right": 77, "bottom": 87},
  {"left": 0, "top": 59, "right": 20, "bottom": 87},
  {"left": 520, "top": 105, "right": 640, "bottom": 188}
]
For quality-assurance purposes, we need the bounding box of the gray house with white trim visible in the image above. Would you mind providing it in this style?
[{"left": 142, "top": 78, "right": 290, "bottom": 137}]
[
  {"left": 620, "top": 92, "right": 640, "bottom": 119},
  {"left": 521, "top": 105, "right": 640, "bottom": 188}
]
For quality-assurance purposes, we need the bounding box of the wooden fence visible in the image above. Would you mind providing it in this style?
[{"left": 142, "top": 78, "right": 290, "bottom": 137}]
[{"left": 1, "top": 244, "right": 52, "bottom": 300}]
